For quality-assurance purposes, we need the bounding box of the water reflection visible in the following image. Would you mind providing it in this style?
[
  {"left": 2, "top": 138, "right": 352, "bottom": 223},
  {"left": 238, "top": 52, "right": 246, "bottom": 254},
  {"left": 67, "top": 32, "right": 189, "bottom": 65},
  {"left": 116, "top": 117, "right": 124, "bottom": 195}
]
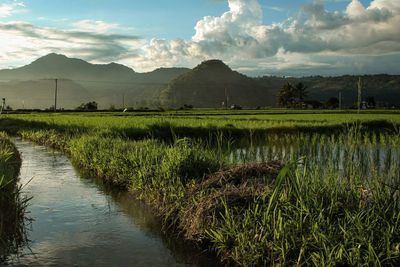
[
  {"left": 230, "top": 141, "right": 400, "bottom": 180},
  {"left": 6, "top": 139, "right": 220, "bottom": 267}
]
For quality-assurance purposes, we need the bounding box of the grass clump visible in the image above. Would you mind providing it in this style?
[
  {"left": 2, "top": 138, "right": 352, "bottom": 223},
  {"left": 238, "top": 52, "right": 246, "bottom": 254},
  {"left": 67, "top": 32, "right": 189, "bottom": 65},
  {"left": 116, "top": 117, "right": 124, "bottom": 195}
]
[
  {"left": 193, "top": 160, "right": 400, "bottom": 266},
  {"left": 182, "top": 161, "right": 282, "bottom": 241},
  {"left": 0, "top": 132, "right": 30, "bottom": 263}
]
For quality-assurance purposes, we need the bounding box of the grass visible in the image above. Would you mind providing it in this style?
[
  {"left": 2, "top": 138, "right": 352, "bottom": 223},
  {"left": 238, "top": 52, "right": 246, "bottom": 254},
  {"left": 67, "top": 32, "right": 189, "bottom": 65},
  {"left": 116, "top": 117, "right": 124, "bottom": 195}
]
[
  {"left": 1, "top": 110, "right": 400, "bottom": 265},
  {"left": 201, "top": 159, "right": 400, "bottom": 266},
  {"left": 0, "top": 132, "right": 29, "bottom": 263},
  {"left": 1, "top": 109, "right": 400, "bottom": 140}
]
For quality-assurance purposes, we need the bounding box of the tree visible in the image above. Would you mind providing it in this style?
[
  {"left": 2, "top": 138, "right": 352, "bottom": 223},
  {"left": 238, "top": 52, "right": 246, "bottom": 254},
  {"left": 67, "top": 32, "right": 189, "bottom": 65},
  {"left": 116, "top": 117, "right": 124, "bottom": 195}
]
[
  {"left": 293, "top": 82, "right": 308, "bottom": 108},
  {"left": 277, "top": 82, "right": 295, "bottom": 108},
  {"left": 277, "top": 82, "right": 308, "bottom": 108},
  {"left": 76, "top": 101, "right": 98, "bottom": 111},
  {"left": 325, "top": 97, "right": 339, "bottom": 108}
]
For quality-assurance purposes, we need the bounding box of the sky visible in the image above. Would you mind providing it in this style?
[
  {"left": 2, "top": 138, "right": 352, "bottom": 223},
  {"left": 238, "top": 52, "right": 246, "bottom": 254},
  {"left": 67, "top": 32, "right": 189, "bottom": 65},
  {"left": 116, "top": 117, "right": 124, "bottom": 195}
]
[{"left": 0, "top": 0, "right": 399, "bottom": 76}]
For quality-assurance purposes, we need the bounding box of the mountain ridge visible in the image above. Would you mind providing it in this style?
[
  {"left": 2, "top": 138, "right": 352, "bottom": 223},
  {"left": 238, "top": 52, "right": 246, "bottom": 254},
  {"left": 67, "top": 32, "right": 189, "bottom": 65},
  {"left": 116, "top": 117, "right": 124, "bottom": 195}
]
[
  {"left": 0, "top": 54, "right": 399, "bottom": 109},
  {"left": 0, "top": 53, "right": 191, "bottom": 82}
]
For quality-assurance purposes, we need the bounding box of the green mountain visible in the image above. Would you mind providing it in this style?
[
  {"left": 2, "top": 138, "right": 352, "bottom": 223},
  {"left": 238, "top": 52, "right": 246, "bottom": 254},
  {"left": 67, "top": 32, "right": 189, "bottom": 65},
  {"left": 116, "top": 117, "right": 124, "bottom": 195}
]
[
  {"left": 160, "top": 60, "right": 275, "bottom": 108},
  {"left": 0, "top": 54, "right": 190, "bottom": 109},
  {"left": 0, "top": 53, "right": 136, "bottom": 81}
]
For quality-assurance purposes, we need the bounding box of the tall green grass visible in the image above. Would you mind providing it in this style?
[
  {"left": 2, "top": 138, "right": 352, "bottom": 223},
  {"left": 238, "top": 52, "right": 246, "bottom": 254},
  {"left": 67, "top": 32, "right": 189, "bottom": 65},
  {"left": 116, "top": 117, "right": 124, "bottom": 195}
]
[
  {"left": 1, "top": 111, "right": 400, "bottom": 141},
  {"left": 0, "top": 132, "right": 29, "bottom": 263},
  {"left": 19, "top": 130, "right": 229, "bottom": 225},
  {"left": 203, "top": 159, "right": 400, "bottom": 266}
]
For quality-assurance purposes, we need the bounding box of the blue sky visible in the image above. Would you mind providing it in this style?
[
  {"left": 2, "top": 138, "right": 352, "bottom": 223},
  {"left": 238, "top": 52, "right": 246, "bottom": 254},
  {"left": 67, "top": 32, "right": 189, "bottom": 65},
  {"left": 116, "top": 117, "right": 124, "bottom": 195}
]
[
  {"left": 0, "top": 0, "right": 399, "bottom": 76},
  {"left": 4, "top": 0, "right": 374, "bottom": 38}
]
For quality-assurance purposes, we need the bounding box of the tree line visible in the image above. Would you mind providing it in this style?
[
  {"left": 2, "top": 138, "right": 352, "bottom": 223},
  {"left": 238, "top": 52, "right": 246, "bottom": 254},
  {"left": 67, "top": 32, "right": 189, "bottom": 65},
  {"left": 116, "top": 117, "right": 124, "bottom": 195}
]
[{"left": 277, "top": 81, "right": 377, "bottom": 109}]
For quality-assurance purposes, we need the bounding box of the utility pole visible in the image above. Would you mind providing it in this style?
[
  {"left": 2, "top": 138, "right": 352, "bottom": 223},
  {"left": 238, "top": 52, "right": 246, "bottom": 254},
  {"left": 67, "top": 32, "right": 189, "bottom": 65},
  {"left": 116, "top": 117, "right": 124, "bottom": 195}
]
[
  {"left": 0, "top": 98, "right": 5, "bottom": 114},
  {"left": 225, "top": 88, "right": 229, "bottom": 110},
  {"left": 357, "top": 77, "right": 362, "bottom": 114},
  {"left": 54, "top": 79, "right": 58, "bottom": 112},
  {"left": 339, "top": 91, "right": 342, "bottom": 110}
]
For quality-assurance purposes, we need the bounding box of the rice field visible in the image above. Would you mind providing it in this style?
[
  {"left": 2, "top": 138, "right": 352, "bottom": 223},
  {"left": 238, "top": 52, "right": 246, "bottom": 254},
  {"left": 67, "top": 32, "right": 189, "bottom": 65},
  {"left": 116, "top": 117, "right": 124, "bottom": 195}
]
[{"left": 1, "top": 110, "right": 400, "bottom": 266}]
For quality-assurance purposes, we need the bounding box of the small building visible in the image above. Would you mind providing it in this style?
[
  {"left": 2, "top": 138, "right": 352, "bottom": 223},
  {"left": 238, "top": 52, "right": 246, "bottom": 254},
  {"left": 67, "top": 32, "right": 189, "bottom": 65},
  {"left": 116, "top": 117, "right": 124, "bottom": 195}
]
[{"left": 230, "top": 104, "right": 242, "bottom": 110}]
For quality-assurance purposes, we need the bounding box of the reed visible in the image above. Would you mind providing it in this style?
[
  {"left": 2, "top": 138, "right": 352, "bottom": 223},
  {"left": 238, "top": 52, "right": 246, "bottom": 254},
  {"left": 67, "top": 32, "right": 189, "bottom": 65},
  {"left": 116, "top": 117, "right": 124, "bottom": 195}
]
[{"left": 0, "top": 132, "right": 30, "bottom": 263}]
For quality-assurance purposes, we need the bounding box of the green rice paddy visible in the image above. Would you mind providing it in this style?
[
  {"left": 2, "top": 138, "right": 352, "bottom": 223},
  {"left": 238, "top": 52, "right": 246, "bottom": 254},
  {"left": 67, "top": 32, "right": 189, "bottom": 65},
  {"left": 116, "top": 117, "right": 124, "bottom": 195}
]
[{"left": 1, "top": 109, "right": 400, "bottom": 266}]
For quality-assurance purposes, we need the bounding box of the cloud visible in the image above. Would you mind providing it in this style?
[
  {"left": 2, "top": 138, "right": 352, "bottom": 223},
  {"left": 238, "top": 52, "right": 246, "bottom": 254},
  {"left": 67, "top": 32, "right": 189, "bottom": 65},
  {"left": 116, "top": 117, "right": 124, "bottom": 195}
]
[
  {"left": 0, "top": 21, "right": 142, "bottom": 67},
  {"left": 71, "top": 20, "right": 134, "bottom": 34},
  {"left": 0, "top": 1, "right": 25, "bottom": 18},
  {"left": 262, "top": 6, "right": 284, "bottom": 12},
  {"left": 130, "top": 0, "right": 400, "bottom": 75}
]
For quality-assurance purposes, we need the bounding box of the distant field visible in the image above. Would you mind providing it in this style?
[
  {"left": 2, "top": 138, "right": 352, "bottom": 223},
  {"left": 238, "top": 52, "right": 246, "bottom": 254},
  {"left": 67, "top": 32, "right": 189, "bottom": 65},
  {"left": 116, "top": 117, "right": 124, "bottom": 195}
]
[{"left": 3, "top": 109, "right": 400, "bottom": 138}]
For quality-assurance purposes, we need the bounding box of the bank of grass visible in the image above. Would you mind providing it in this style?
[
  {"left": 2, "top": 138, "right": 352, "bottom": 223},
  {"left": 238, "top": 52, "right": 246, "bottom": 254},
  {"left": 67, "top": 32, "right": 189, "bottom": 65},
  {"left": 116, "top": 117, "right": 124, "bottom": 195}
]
[
  {"left": 16, "top": 125, "right": 400, "bottom": 266},
  {"left": 0, "top": 132, "right": 29, "bottom": 262},
  {"left": 0, "top": 132, "right": 21, "bottom": 187},
  {"left": 193, "top": 161, "right": 400, "bottom": 265}
]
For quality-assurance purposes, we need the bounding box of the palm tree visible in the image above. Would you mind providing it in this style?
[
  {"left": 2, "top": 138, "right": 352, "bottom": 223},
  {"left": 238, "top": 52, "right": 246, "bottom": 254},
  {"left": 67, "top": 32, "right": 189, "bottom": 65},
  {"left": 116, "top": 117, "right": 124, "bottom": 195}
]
[
  {"left": 293, "top": 82, "right": 308, "bottom": 108},
  {"left": 277, "top": 82, "right": 295, "bottom": 108}
]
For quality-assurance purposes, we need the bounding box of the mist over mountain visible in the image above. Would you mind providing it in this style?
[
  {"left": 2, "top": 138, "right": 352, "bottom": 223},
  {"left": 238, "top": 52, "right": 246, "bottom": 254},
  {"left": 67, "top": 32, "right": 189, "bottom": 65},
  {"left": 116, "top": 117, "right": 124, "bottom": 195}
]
[{"left": 0, "top": 53, "right": 398, "bottom": 110}]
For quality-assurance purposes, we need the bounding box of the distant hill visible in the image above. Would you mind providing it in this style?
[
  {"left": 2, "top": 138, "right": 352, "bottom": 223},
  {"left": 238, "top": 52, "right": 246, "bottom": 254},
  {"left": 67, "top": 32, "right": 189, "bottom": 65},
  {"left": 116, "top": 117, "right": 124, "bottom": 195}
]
[
  {"left": 0, "top": 53, "right": 190, "bottom": 109},
  {"left": 0, "top": 79, "right": 92, "bottom": 109},
  {"left": 256, "top": 75, "right": 400, "bottom": 106},
  {"left": 0, "top": 53, "right": 136, "bottom": 81},
  {"left": 160, "top": 60, "right": 274, "bottom": 108}
]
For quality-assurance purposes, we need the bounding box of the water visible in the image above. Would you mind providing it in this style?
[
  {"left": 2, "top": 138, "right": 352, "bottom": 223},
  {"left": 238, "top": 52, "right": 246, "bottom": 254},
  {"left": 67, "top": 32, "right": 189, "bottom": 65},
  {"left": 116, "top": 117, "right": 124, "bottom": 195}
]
[
  {"left": 230, "top": 142, "right": 400, "bottom": 179},
  {"left": 5, "top": 139, "right": 219, "bottom": 266}
]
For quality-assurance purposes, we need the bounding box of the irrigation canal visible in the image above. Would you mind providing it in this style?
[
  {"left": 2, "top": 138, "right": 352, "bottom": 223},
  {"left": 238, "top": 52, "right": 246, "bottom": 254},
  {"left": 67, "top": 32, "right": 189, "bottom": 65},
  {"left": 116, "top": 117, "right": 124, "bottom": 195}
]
[{"left": 5, "top": 139, "right": 219, "bottom": 266}]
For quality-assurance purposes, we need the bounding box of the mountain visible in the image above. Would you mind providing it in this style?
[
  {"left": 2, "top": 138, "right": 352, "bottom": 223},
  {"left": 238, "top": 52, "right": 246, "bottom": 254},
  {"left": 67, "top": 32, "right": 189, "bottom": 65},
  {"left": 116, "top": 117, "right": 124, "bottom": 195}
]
[
  {"left": 256, "top": 74, "right": 400, "bottom": 106},
  {"left": 0, "top": 54, "right": 398, "bottom": 109},
  {"left": 0, "top": 53, "right": 137, "bottom": 81},
  {"left": 0, "top": 53, "right": 190, "bottom": 109},
  {"left": 160, "top": 60, "right": 274, "bottom": 108}
]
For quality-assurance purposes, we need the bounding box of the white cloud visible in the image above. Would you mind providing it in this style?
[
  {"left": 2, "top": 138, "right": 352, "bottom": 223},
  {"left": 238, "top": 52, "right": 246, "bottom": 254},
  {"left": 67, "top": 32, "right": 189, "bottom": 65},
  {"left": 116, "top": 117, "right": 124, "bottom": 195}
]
[
  {"left": 0, "top": 1, "right": 25, "bottom": 18},
  {"left": 369, "top": 0, "right": 400, "bottom": 11},
  {"left": 0, "top": 21, "right": 142, "bottom": 68},
  {"left": 71, "top": 20, "right": 134, "bottom": 34},
  {"left": 130, "top": 0, "right": 400, "bottom": 75}
]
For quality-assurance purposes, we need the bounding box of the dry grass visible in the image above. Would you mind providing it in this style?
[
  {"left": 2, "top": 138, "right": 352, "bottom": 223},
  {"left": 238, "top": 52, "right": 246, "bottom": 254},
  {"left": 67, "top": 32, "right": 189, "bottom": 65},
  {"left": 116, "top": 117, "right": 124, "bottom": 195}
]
[{"left": 183, "top": 161, "right": 282, "bottom": 240}]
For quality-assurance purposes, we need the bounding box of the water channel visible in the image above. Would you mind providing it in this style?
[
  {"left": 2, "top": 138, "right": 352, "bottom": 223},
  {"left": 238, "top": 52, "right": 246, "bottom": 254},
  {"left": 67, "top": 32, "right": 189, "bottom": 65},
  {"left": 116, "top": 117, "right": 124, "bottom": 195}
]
[{"left": 5, "top": 139, "right": 220, "bottom": 266}]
